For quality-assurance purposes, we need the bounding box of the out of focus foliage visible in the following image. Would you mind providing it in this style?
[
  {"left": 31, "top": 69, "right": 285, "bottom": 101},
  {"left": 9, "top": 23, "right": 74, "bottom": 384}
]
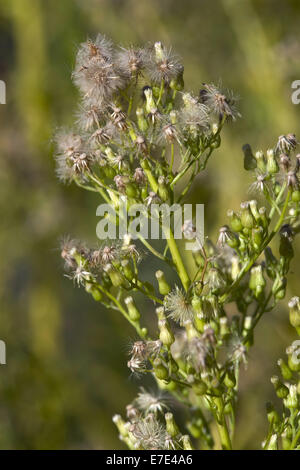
[{"left": 0, "top": 0, "right": 300, "bottom": 449}]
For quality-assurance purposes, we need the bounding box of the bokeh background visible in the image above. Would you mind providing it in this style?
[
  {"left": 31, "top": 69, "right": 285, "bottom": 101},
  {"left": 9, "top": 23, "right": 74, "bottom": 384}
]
[{"left": 0, "top": 0, "right": 300, "bottom": 449}]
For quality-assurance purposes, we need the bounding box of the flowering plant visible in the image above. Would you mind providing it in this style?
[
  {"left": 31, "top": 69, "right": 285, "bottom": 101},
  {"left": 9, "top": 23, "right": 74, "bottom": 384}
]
[{"left": 55, "top": 34, "right": 300, "bottom": 450}]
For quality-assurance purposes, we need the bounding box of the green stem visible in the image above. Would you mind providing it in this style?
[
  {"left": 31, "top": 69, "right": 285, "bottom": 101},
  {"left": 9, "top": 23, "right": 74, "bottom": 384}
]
[
  {"left": 290, "top": 427, "right": 300, "bottom": 450},
  {"left": 163, "top": 226, "right": 190, "bottom": 291},
  {"left": 214, "top": 397, "right": 232, "bottom": 450}
]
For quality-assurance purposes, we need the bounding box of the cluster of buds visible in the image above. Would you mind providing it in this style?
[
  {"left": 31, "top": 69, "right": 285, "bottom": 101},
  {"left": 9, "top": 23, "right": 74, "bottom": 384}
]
[
  {"left": 55, "top": 35, "right": 300, "bottom": 450},
  {"left": 262, "top": 297, "right": 300, "bottom": 450}
]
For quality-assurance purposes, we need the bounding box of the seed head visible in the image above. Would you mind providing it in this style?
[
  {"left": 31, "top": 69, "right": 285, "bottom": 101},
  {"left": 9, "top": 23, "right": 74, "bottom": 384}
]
[
  {"left": 164, "top": 286, "right": 194, "bottom": 325},
  {"left": 200, "top": 82, "right": 240, "bottom": 121}
]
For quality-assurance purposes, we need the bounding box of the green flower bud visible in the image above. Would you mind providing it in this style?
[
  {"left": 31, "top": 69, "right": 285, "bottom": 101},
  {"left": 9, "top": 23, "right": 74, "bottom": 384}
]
[
  {"left": 271, "top": 375, "right": 289, "bottom": 398},
  {"left": 85, "top": 283, "right": 102, "bottom": 301},
  {"left": 144, "top": 87, "right": 157, "bottom": 114},
  {"left": 158, "top": 319, "right": 175, "bottom": 347},
  {"left": 153, "top": 358, "right": 169, "bottom": 380},
  {"left": 255, "top": 150, "right": 266, "bottom": 172},
  {"left": 252, "top": 226, "right": 264, "bottom": 250},
  {"left": 184, "top": 320, "right": 199, "bottom": 340},
  {"left": 283, "top": 384, "right": 298, "bottom": 409},
  {"left": 125, "top": 296, "right": 141, "bottom": 322},
  {"left": 165, "top": 412, "right": 180, "bottom": 438},
  {"left": 249, "top": 265, "right": 266, "bottom": 298},
  {"left": 272, "top": 276, "right": 287, "bottom": 300},
  {"left": 103, "top": 263, "right": 125, "bottom": 287},
  {"left": 288, "top": 296, "right": 300, "bottom": 333},
  {"left": 112, "top": 414, "right": 128, "bottom": 438},
  {"left": 227, "top": 209, "right": 243, "bottom": 232},
  {"left": 249, "top": 200, "right": 260, "bottom": 222},
  {"left": 121, "top": 259, "right": 134, "bottom": 281},
  {"left": 266, "top": 402, "right": 280, "bottom": 426},
  {"left": 286, "top": 343, "right": 300, "bottom": 371},
  {"left": 277, "top": 358, "right": 293, "bottom": 381},
  {"left": 240, "top": 202, "right": 255, "bottom": 229},
  {"left": 266, "top": 149, "right": 279, "bottom": 174},
  {"left": 242, "top": 144, "right": 257, "bottom": 170},
  {"left": 181, "top": 435, "right": 194, "bottom": 450},
  {"left": 292, "top": 190, "right": 300, "bottom": 202},
  {"left": 155, "top": 270, "right": 171, "bottom": 296}
]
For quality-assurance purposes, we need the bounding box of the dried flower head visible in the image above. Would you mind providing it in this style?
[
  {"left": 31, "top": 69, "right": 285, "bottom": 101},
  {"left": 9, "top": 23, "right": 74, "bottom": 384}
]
[
  {"left": 117, "top": 46, "right": 145, "bottom": 78},
  {"left": 275, "top": 134, "right": 298, "bottom": 154},
  {"left": 146, "top": 42, "right": 183, "bottom": 84},
  {"left": 135, "top": 388, "right": 170, "bottom": 415},
  {"left": 129, "top": 413, "right": 167, "bottom": 450},
  {"left": 200, "top": 82, "right": 240, "bottom": 121},
  {"left": 164, "top": 286, "right": 194, "bottom": 325}
]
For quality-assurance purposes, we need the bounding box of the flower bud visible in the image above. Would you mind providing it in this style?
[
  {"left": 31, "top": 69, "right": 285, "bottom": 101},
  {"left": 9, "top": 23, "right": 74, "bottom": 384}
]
[
  {"left": 288, "top": 296, "right": 300, "bottom": 334},
  {"left": 157, "top": 176, "right": 169, "bottom": 202},
  {"left": 283, "top": 384, "right": 298, "bottom": 409},
  {"left": 112, "top": 414, "right": 128, "bottom": 438},
  {"left": 252, "top": 226, "right": 264, "bottom": 250},
  {"left": 181, "top": 435, "right": 194, "bottom": 450},
  {"left": 277, "top": 358, "right": 293, "bottom": 381},
  {"left": 249, "top": 265, "right": 266, "bottom": 298},
  {"left": 184, "top": 320, "right": 199, "bottom": 340},
  {"left": 272, "top": 276, "right": 287, "bottom": 300},
  {"left": 266, "top": 149, "right": 279, "bottom": 174},
  {"left": 286, "top": 343, "right": 300, "bottom": 371},
  {"left": 249, "top": 200, "right": 260, "bottom": 222},
  {"left": 155, "top": 270, "right": 171, "bottom": 296},
  {"left": 103, "top": 263, "right": 125, "bottom": 287},
  {"left": 227, "top": 209, "right": 243, "bottom": 232},
  {"left": 125, "top": 296, "right": 141, "bottom": 322},
  {"left": 271, "top": 375, "right": 289, "bottom": 398},
  {"left": 85, "top": 283, "right": 102, "bottom": 301},
  {"left": 121, "top": 259, "right": 134, "bottom": 281},
  {"left": 240, "top": 202, "right": 255, "bottom": 229},
  {"left": 266, "top": 402, "right": 280, "bottom": 426},
  {"left": 165, "top": 412, "right": 180, "bottom": 438},
  {"left": 158, "top": 319, "right": 175, "bottom": 347},
  {"left": 153, "top": 358, "right": 169, "bottom": 380},
  {"left": 255, "top": 150, "right": 266, "bottom": 172}
]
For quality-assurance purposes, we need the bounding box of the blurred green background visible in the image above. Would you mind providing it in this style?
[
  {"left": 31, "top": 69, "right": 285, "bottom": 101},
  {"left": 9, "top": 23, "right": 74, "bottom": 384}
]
[{"left": 0, "top": 0, "right": 300, "bottom": 449}]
